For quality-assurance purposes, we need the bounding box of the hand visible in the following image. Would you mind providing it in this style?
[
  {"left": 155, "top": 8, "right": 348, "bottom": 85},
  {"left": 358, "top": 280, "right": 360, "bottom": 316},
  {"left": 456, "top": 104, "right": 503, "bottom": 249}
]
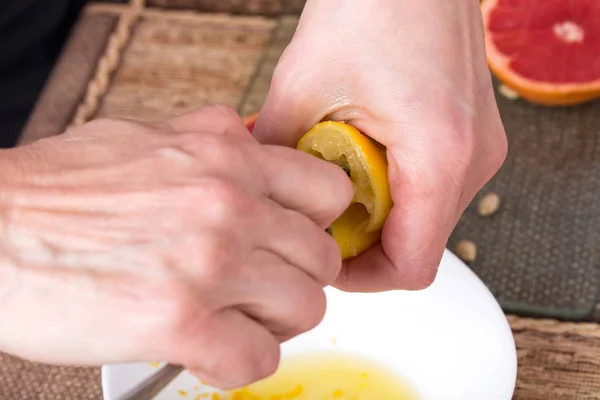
[
  {"left": 0, "top": 106, "right": 353, "bottom": 389},
  {"left": 254, "top": 0, "right": 508, "bottom": 291}
]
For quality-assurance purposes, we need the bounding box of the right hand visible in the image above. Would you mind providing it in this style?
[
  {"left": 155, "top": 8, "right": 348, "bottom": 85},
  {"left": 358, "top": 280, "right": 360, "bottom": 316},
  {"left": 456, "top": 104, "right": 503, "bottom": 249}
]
[{"left": 0, "top": 106, "right": 353, "bottom": 389}]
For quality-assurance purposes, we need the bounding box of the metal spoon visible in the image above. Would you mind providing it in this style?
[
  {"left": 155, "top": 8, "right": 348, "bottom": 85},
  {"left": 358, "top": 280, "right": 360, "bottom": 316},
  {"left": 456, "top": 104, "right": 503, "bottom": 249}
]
[{"left": 115, "top": 363, "right": 184, "bottom": 400}]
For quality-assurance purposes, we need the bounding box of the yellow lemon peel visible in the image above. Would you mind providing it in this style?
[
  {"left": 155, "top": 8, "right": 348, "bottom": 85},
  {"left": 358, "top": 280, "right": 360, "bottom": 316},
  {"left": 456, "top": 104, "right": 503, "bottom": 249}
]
[{"left": 297, "top": 121, "right": 392, "bottom": 259}]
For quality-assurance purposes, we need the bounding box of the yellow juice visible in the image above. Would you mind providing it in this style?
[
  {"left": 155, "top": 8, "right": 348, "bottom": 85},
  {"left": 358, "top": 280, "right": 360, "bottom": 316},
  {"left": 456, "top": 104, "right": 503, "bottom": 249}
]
[{"left": 220, "top": 352, "right": 419, "bottom": 400}]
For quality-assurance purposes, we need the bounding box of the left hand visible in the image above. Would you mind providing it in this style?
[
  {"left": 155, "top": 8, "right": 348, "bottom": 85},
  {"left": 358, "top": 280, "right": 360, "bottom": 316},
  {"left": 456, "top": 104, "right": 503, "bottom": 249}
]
[{"left": 253, "top": 0, "right": 508, "bottom": 291}]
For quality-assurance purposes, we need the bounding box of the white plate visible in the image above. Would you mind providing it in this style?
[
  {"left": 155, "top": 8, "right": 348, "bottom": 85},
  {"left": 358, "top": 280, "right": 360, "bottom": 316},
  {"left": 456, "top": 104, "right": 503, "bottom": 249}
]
[{"left": 102, "top": 249, "right": 517, "bottom": 400}]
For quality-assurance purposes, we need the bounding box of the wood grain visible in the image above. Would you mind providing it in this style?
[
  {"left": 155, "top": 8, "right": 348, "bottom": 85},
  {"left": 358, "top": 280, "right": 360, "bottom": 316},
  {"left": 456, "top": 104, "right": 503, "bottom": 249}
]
[{"left": 512, "top": 317, "right": 600, "bottom": 399}]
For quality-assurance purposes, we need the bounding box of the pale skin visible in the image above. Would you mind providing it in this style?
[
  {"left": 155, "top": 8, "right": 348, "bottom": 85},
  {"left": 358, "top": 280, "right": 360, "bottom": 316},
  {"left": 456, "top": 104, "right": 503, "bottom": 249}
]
[{"left": 0, "top": 0, "right": 506, "bottom": 391}]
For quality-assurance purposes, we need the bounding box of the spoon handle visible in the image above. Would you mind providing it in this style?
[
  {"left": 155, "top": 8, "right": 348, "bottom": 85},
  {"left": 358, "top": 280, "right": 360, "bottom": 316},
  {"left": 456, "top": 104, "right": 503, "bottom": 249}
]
[{"left": 115, "top": 363, "right": 184, "bottom": 400}]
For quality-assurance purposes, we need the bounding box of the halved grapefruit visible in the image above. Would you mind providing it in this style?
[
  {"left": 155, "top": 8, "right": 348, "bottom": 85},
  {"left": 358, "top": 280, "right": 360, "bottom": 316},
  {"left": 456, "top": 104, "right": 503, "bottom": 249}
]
[{"left": 481, "top": 0, "right": 600, "bottom": 106}]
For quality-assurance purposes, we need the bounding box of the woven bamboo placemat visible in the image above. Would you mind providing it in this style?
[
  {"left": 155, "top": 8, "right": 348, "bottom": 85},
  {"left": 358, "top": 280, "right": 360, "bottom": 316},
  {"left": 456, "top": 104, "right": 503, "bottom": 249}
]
[
  {"left": 145, "top": 0, "right": 306, "bottom": 15},
  {"left": 10, "top": 1, "right": 600, "bottom": 399}
]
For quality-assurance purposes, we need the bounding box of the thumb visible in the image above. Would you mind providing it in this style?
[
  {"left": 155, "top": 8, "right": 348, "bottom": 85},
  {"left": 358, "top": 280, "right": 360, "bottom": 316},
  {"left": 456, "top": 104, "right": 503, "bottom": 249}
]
[{"left": 252, "top": 70, "right": 329, "bottom": 147}]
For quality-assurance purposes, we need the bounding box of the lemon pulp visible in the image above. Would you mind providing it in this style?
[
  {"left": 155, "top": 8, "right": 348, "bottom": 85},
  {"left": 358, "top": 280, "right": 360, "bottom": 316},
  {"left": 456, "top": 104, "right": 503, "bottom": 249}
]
[
  {"left": 297, "top": 121, "right": 392, "bottom": 259},
  {"left": 221, "top": 352, "right": 418, "bottom": 400}
]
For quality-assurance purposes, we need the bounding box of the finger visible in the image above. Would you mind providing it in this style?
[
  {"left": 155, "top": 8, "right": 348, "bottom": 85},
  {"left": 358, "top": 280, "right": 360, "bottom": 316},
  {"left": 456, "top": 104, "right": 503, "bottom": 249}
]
[
  {"left": 238, "top": 249, "right": 327, "bottom": 342},
  {"left": 334, "top": 182, "right": 458, "bottom": 292},
  {"left": 251, "top": 68, "right": 328, "bottom": 146},
  {"left": 333, "top": 244, "right": 397, "bottom": 292},
  {"left": 176, "top": 309, "right": 280, "bottom": 390},
  {"left": 253, "top": 145, "right": 354, "bottom": 229},
  {"left": 165, "top": 105, "right": 253, "bottom": 141},
  {"left": 257, "top": 199, "right": 342, "bottom": 286}
]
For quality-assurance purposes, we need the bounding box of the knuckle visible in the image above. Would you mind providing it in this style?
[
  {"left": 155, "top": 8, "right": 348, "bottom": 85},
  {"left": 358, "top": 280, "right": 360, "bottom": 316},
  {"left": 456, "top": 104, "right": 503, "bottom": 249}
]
[
  {"left": 159, "top": 283, "right": 198, "bottom": 334},
  {"left": 195, "top": 233, "right": 239, "bottom": 286},
  {"left": 196, "top": 178, "right": 250, "bottom": 224},
  {"left": 203, "top": 105, "right": 244, "bottom": 134},
  {"left": 214, "top": 335, "right": 280, "bottom": 389},
  {"left": 393, "top": 254, "right": 441, "bottom": 291},
  {"left": 179, "top": 132, "right": 245, "bottom": 167},
  {"left": 292, "top": 286, "right": 327, "bottom": 333},
  {"left": 247, "top": 342, "right": 280, "bottom": 383}
]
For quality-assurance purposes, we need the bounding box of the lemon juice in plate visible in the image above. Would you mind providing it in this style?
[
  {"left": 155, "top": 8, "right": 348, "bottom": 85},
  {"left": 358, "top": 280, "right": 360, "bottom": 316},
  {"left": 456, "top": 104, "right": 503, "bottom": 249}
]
[{"left": 220, "top": 351, "right": 418, "bottom": 400}]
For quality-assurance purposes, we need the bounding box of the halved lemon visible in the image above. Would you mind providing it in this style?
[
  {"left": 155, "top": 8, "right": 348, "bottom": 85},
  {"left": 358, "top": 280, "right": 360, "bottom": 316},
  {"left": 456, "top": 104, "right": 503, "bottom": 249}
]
[{"left": 297, "top": 121, "right": 393, "bottom": 259}]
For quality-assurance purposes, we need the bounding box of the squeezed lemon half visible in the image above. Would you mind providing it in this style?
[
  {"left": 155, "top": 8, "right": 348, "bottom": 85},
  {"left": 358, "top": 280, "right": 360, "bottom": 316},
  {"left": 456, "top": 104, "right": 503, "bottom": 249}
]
[{"left": 297, "top": 121, "right": 392, "bottom": 259}]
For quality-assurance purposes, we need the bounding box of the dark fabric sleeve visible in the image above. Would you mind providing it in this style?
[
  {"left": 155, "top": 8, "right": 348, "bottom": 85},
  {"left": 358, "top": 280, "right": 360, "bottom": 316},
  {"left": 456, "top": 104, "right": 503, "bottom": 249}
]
[{"left": 0, "top": 0, "right": 88, "bottom": 148}]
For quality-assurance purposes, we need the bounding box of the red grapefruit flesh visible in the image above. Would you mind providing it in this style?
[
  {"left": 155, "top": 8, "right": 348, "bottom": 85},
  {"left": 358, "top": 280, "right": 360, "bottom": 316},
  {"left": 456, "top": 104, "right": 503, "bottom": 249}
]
[
  {"left": 243, "top": 112, "right": 259, "bottom": 133},
  {"left": 482, "top": 0, "right": 600, "bottom": 106}
]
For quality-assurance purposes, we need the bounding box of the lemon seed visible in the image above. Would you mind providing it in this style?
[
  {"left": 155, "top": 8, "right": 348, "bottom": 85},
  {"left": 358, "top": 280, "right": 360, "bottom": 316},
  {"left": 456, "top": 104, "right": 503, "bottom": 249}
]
[
  {"left": 498, "top": 84, "right": 519, "bottom": 100},
  {"left": 478, "top": 192, "right": 501, "bottom": 216},
  {"left": 456, "top": 240, "right": 477, "bottom": 263}
]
